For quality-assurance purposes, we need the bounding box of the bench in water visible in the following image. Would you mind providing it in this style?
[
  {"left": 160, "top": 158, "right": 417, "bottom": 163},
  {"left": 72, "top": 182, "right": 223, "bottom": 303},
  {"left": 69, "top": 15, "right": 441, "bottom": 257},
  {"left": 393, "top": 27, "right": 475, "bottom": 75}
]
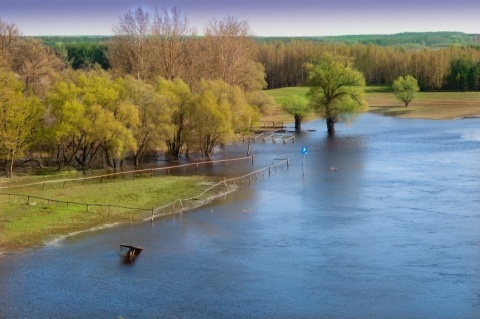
[{"left": 120, "top": 244, "right": 143, "bottom": 263}]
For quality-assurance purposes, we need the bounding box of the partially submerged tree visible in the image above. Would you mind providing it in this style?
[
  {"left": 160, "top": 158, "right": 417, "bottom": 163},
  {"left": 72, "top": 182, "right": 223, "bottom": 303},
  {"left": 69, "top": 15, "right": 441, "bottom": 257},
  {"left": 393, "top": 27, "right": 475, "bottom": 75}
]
[
  {"left": 191, "top": 80, "right": 234, "bottom": 159},
  {"left": 392, "top": 75, "right": 420, "bottom": 106},
  {"left": 156, "top": 77, "right": 193, "bottom": 160},
  {"left": 0, "top": 69, "right": 43, "bottom": 177},
  {"left": 121, "top": 76, "right": 165, "bottom": 167},
  {"left": 281, "top": 95, "right": 311, "bottom": 131},
  {"left": 306, "top": 53, "right": 367, "bottom": 134},
  {"left": 45, "top": 70, "right": 138, "bottom": 170}
]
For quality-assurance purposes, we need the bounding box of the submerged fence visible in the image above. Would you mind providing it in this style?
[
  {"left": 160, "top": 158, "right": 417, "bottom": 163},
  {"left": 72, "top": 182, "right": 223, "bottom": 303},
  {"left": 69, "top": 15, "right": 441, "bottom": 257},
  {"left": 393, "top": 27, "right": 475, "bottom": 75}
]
[
  {"left": 0, "top": 156, "right": 290, "bottom": 223},
  {"left": 0, "top": 156, "right": 253, "bottom": 193},
  {"left": 237, "top": 132, "right": 296, "bottom": 144}
]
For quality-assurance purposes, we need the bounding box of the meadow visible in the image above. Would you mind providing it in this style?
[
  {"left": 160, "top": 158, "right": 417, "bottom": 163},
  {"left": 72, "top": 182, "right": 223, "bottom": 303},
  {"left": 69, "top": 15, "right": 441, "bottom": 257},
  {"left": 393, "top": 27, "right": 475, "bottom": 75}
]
[
  {"left": 265, "top": 86, "right": 480, "bottom": 120},
  {"left": 0, "top": 174, "right": 212, "bottom": 250}
]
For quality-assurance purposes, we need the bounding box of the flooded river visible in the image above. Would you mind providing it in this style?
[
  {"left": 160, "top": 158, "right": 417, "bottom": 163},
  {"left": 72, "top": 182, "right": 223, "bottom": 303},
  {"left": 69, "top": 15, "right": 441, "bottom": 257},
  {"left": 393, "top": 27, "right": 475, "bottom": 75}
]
[{"left": 1, "top": 114, "right": 480, "bottom": 318}]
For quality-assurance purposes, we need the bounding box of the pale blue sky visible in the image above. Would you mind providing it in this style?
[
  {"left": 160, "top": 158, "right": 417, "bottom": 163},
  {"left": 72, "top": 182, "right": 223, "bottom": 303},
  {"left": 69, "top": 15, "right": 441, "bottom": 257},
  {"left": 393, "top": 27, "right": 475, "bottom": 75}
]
[{"left": 1, "top": 0, "right": 479, "bottom": 36}]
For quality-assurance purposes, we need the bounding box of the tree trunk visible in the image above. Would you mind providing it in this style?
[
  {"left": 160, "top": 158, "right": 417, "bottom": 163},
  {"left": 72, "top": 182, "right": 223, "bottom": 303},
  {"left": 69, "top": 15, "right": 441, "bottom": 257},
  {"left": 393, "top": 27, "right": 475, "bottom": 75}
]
[
  {"left": 294, "top": 115, "right": 301, "bottom": 131},
  {"left": 7, "top": 157, "right": 14, "bottom": 178},
  {"left": 326, "top": 117, "right": 335, "bottom": 134}
]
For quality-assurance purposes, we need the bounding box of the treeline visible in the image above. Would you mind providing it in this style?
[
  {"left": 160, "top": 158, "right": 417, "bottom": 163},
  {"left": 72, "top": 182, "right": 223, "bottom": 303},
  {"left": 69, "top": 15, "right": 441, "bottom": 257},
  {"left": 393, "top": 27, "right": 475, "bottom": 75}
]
[
  {"left": 257, "top": 41, "right": 480, "bottom": 90},
  {"left": 257, "top": 32, "right": 480, "bottom": 47},
  {"left": 0, "top": 11, "right": 276, "bottom": 176},
  {"left": 40, "top": 35, "right": 480, "bottom": 92}
]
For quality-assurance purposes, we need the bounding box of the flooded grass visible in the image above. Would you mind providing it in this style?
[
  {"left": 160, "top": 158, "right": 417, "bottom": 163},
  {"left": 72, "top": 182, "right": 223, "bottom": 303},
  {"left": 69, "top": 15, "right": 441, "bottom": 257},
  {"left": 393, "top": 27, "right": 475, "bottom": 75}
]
[{"left": 265, "top": 86, "right": 480, "bottom": 120}]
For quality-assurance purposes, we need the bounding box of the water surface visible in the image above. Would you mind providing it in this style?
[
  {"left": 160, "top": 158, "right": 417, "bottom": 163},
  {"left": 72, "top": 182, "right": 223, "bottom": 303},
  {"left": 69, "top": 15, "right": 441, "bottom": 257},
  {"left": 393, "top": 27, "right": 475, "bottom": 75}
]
[{"left": 1, "top": 114, "right": 479, "bottom": 318}]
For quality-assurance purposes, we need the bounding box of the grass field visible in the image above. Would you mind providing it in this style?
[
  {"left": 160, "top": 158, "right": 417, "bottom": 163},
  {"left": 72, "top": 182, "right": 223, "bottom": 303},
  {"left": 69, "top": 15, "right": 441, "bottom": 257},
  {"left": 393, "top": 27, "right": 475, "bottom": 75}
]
[
  {"left": 262, "top": 87, "right": 310, "bottom": 123},
  {"left": 264, "top": 86, "right": 480, "bottom": 120},
  {"left": 0, "top": 174, "right": 213, "bottom": 250}
]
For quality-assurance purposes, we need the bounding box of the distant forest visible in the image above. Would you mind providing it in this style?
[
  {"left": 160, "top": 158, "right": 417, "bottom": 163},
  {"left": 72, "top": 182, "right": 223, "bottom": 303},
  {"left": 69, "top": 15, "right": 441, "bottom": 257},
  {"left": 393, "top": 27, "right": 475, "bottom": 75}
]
[
  {"left": 34, "top": 31, "right": 480, "bottom": 91},
  {"left": 257, "top": 32, "right": 480, "bottom": 48}
]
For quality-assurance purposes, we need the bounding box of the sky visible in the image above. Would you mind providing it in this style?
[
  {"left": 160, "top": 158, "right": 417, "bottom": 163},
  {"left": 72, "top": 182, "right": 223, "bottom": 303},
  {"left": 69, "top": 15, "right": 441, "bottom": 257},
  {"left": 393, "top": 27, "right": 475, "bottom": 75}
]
[{"left": 1, "top": 0, "right": 479, "bottom": 37}]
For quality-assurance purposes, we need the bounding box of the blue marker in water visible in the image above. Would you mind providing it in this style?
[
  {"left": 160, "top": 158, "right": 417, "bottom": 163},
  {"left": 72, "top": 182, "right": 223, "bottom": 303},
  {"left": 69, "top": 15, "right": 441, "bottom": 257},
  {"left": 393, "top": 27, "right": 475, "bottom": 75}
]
[{"left": 301, "top": 147, "right": 307, "bottom": 177}]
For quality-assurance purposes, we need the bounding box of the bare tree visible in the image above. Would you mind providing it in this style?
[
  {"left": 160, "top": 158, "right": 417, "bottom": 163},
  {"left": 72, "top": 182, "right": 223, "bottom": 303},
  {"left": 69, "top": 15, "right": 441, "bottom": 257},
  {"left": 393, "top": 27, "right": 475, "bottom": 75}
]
[
  {"left": 109, "top": 7, "right": 155, "bottom": 81},
  {"left": 201, "top": 16, "right": 266, "bottom": 91},
  {"left": 13, "top": 38, "right": 64, "bottom": 96},
  {"left": 0, "top": 18, "right": 21, "bottom": 69},
  {"left": 152, "top": 6, "right": 194, "bottom": 80}
]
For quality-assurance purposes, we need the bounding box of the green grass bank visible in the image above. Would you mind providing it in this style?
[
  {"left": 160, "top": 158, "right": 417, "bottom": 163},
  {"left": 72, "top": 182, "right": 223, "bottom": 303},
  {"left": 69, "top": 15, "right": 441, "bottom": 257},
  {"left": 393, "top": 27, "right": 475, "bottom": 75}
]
[{"left": 0, "top": 174, "right": 214, "bottom": 251}]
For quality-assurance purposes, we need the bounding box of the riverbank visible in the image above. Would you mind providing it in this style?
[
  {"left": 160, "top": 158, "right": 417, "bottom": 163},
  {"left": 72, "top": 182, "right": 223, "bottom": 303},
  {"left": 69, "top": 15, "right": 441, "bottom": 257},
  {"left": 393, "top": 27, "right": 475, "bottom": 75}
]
[{"left": 0, "top": 174, "right": 218, "bottom": 252}]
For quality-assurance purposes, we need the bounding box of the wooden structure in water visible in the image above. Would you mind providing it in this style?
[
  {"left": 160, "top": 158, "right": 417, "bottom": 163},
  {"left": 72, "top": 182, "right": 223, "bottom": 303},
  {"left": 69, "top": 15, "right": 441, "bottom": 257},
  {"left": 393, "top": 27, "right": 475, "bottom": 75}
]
[{"left": 120, "top": 244, "right": 143, "bottom": 263}]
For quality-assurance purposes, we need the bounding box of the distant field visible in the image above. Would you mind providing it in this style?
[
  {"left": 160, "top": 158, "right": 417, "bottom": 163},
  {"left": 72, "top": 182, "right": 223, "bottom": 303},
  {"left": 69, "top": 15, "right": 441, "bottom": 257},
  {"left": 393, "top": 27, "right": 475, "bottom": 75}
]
[
  {"left": 366, "top": 87, "right": 480, "bottom": 119},
  {"left": 262, "top": 87, "right": 310, "bottom": 123},
  {"left": 265, "top": 86, "right": 480, "bottom": 120},
  {"left": 266, "top": 86, "right": 310, "bottom": 105}
]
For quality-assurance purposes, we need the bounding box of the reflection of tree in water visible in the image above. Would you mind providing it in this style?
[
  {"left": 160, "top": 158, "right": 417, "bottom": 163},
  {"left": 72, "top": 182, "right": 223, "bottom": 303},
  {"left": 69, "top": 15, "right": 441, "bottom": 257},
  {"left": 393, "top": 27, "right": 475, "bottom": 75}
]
[{"left": 315, "top": 134, "right": 368, "bottom": 206}]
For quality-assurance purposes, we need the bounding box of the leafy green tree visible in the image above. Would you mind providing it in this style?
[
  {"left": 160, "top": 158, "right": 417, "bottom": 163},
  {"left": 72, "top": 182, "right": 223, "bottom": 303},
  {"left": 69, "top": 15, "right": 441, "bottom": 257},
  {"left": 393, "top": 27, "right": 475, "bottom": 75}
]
[
  {"left": 392, "top": 75, "right": 420, "bottom": 106},
  {"left": 0, "top": 69, "right": 43, "bottom": 177},
  {"left": 192, "top": 80, "right": 234, "bottom": 159},
  {"left": 156, "top": 77, "right": 194, "bottom": 160},
  {"left": 306, "top": 53, "right": 367, "bottom": 134},
  {"left": 225, "top": 85, "right": 260, "bottom": 134},
  {"left": 44, "top": 74, "right": 85, "bottom": 170},
  {"left": 121, "top": 76, "right": 165, "bottom": 167},
  {"left": 246, "top": 90, "right": 276, "bottom": 116},
  {"left": 46, "top": 70, "right": 138, "bottom": 170},
  {"left": 281, "top": 95, "right": 311, "bottom": 131}
]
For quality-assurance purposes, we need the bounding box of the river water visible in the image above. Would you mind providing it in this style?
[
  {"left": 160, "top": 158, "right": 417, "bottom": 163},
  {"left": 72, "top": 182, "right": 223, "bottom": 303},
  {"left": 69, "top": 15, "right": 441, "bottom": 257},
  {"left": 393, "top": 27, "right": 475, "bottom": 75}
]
[{"left": 1, "top": 114, "right": 480, "bottom": 318}]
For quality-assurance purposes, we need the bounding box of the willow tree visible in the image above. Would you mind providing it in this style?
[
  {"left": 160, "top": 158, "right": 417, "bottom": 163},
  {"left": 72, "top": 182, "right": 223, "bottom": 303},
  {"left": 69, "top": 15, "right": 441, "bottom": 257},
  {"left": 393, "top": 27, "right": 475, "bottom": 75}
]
[
  {"left": 121, "top": 76, "right": 165, "bottom": 167},
  {"left": 282, "top": 95, "right": 311, "bottom": 131},
  {"left": 306, "top": 53, "right": 367, "bottom": 134},
  {"left": 0, "top": 69, "right": 43, "bottom": 177},
  {"left": 156, "top": 77, "right": 193, "bottom": 160},
  {"left": 192, "top": 80, "right": 234, "bottom": 159}
]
